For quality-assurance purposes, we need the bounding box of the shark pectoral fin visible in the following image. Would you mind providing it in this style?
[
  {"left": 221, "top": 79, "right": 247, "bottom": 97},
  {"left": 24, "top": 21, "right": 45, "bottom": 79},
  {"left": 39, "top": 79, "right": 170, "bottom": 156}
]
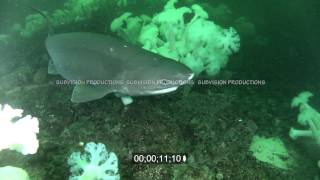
[
  {"left": 48, "top": 59, "right": 59, "bottom": 75},
  {"left": 115, "top": 93, "right": 134, "bottom": 105},
  {"left": 71, "top": 84, "right": 112, "bottom": 103},
  {"left": 120, "top": 96, "right": 133, "bottom": 105}
]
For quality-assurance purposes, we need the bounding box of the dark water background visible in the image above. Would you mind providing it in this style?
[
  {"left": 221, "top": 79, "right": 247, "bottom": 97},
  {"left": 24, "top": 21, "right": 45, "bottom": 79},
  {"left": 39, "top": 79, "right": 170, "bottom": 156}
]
[{"left": 0, "top": 0, "right": 320, "bottom": 179}]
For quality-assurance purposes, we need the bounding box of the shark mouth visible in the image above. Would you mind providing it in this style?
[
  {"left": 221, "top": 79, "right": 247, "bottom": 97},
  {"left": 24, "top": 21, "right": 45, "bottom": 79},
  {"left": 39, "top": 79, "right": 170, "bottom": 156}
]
[
  {"left": 148, "top": 73, "right": 194, "bottom": 95},
  {"left": 148, "top": 86, "right": 179, "bottom": 95},
  {"left": 188, "top": 73, "right": 194, "bottom": 80}
]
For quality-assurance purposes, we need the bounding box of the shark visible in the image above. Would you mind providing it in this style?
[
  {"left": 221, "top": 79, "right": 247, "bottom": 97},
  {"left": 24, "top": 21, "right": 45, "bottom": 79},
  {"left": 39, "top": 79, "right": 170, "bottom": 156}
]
[{"left": 46, "top": 32, "right": 194, "bottom": 105}]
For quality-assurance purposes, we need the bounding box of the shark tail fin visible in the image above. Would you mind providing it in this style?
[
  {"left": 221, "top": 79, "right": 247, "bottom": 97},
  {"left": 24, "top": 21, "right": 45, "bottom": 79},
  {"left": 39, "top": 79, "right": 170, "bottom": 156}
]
[{"left": 27, "top": 6, "right": 53, "bottom": 36}]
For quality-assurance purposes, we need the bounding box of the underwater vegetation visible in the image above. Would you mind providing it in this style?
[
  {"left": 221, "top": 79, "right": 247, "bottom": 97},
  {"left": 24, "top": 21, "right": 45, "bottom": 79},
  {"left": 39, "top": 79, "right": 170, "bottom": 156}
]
[
  {"left": 111, "top": 0, "right": 240, "bottom": 76},
  {"left": 290, "top": 91, "right": 320, "bottom": 144},
  {"left": 68, "top": 142, "right": 119, "bottom": 180},
  {"left": 0, "top": 0, "right": 320, "bottom": 179},
  {"left": 0, "top": 104, "right": 39, "bottom": 179}
]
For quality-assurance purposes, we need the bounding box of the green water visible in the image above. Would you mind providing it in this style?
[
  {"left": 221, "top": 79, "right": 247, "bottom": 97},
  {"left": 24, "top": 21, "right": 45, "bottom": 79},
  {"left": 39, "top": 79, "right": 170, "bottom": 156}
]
[{"left": 0, "top": 0, "right": 319, "bottom": 179}]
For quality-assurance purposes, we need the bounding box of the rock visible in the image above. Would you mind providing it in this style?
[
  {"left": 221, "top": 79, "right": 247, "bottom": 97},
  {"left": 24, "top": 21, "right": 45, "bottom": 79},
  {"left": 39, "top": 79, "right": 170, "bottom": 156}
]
[{"left": 33, "top": 68, "right": 48, "bottom": 84}]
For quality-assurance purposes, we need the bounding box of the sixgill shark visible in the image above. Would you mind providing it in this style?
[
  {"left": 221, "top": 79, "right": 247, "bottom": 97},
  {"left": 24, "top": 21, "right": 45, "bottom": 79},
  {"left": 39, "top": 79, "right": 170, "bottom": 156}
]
[{"left": 36, "top": 9, "right": 194, "bottom": 105}]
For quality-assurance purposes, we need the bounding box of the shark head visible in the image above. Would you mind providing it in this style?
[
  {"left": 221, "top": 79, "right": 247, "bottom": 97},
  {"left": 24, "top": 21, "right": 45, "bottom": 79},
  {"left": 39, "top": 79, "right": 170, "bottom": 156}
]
[{"left": 121, "top": 55, "right": 194, "bottom": 96}]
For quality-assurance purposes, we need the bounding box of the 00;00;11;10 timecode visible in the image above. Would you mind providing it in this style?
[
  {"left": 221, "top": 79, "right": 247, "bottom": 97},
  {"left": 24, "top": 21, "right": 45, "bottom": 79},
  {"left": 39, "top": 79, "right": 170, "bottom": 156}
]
[{"left": 132, "top": 153, "right": 187, "bottom": 164}]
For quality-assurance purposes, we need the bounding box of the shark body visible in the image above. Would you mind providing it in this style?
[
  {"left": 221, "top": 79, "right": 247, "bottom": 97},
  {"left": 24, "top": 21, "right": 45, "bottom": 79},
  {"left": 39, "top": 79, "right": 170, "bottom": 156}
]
[{"left": 46, "top": 32, "right": 194, "bottom": 104}]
